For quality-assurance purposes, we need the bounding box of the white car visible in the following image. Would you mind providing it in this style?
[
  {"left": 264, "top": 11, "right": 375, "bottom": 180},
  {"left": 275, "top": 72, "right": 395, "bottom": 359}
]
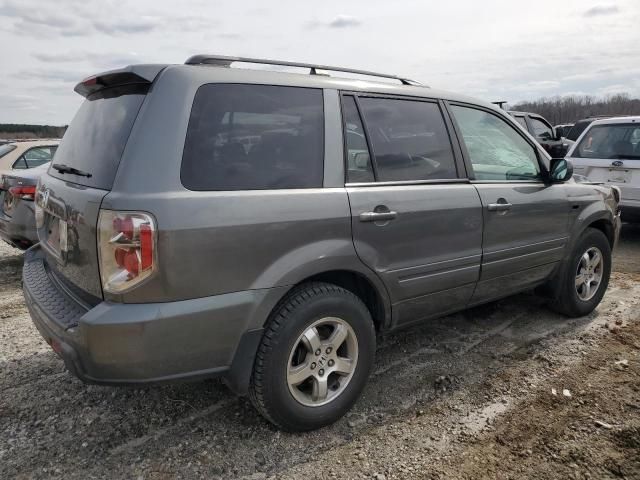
[
  {"left": 566, "top": 116, "right": 640, "bottom": 221},
  {"left": 0, "top": 140, "right": 60, "bottom": 171}
]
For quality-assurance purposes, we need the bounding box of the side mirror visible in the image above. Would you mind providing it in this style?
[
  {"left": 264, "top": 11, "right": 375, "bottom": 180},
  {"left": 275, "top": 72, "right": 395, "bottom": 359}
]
[{"left": 549, "top": 158, "right": 573, "bottom": 182}]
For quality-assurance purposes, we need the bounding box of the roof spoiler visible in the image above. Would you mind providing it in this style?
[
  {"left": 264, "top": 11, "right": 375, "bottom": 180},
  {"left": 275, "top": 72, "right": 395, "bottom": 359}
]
[{"left": 74, "top": 64, "right": 166, "bottom": 98}]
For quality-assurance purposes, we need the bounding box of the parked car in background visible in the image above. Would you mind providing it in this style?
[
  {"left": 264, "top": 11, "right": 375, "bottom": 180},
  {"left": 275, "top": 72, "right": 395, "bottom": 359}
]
[
  {"left": 0, "top": 162, "right": 50, "bottom": 249},
  {"left": 508, "top": 111, "right": 573, "bottom": 157},
  {"left": 567, "top": 116, "right": 640, "bottom": 222},
  {"left": 508, "top": 110, "right": 573, "bottom": 158},
  {"left": 0, "top": 140, "right": 59, "bottom": 171},
  {"left": 565, "top": 116, "right": 631, "bottom": 143},
  {"left": 554, "top": 123, "right": 574, "bottom": 138},
  {"left": 23, "top": 55, "right": 620, "bottom": 432}
]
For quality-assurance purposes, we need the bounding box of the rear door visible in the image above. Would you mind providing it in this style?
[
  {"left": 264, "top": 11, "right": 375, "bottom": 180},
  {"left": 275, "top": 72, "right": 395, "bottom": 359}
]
[
  {"left": 343, "top": 94, "right": 483, "bottom": 327},
  {"left": 36, "top": 85, "right": 147, "bottom": 303},
  {"left": 567, "top": 122, "right": 640, "bottom": 205},
  {"left": 447, "top": 103, "right": 570, "bottom": 303}
]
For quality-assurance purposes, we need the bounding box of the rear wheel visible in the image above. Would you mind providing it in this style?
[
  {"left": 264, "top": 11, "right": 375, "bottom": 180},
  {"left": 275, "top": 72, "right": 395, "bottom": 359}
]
[
  {"left": 249, "top": 282, "right": 375, "bottom": 431},
  {"left": 551, "top": 228, "right": 611, "bottom": 317}
]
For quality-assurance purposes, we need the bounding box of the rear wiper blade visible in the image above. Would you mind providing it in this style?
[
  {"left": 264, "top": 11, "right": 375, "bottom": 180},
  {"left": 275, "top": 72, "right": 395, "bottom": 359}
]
[{"left": 52, "top": 163, "right": 92, "bottom": 178}]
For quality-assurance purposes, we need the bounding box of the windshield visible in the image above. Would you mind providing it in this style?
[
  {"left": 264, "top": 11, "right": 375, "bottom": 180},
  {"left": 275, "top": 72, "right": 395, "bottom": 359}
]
[
  {"left": 0, "top": 144, "right": 16, "bottom": 159},
  {"left": 574, "top": 124, "right": 640, "bottom": 160},
  {"left": 48, "top": 85, "right": 146, "bottom": 190}
]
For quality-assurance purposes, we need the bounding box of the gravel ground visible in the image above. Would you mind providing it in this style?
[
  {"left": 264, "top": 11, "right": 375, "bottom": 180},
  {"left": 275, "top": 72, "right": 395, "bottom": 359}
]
[{"left": 1, "top": 224, "right": 639, "bottom": 480}]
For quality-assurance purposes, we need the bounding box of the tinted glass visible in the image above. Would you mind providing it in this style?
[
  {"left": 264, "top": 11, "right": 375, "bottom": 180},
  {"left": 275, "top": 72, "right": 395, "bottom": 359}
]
[
  {"left": 49, "top": 86, "right": 146, "bottom": 190},
  {"left": 567, "top": 120, "right": 593, "bottom": 141},
  {"left": 342, "top": 96, "right": 374, "bottom": 183},
  {"left": 530, "top": 117, "right": 553, "bottom": 139},
  {"left": 357, "top": 97, "right": 457, "bottom": 181},
  {"left": 451, "top": 105, "right": 541, "bottom": 181},
  {"left": 514, "top": 116, "right": 528, "bottom": 129},
  {"left": 0, "top": 144, "right": 16, "bottom": 159},
  {"left": 182, "top": 84, "right": 324, "bottom": 191},
  {"left": 574, "top": 124, "right": 640, "bottom": 159}
]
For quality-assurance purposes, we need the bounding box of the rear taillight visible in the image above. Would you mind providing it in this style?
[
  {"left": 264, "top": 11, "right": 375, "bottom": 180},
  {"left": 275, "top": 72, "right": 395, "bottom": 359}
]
[
  {"left": 9, "top": 185, "right": 36, "bottom": 200},
  {"left": 98, "top": 210, "right": 156, "bottom": 294}
]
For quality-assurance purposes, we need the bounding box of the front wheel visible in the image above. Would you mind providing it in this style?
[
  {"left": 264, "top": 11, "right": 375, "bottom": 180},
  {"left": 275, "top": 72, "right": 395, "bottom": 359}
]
[
  {"left": 551, "top": 228, "right": 612, "bottom": 317},
  {"left": 249, "top": 282, "right": 376, "bottom": 431}
]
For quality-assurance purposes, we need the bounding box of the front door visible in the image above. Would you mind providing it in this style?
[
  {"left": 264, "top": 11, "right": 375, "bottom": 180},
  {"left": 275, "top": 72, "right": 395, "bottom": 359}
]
[
  {"left": 341, "top": 94, "right": 483, "bottom": 326},
  {"left": 448, "top": 104, "right": 571, "bottom": 304}
]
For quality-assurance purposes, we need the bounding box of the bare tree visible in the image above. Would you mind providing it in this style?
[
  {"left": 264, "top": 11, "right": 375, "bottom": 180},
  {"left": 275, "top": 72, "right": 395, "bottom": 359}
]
[{"left": 511, "top": 94, "right": 640, "bottom": 125}]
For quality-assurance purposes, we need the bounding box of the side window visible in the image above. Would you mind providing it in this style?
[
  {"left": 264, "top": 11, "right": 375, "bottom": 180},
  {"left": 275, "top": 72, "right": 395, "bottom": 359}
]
[
  {"left": 12, "top": 157, "right": 28, "bottom": 169},
  {"left": 514, "top": 116, "right": 528, "bottom": 130},
  {"left": 181, "top": 84, "right": 324, "bottom": 191},
  {"left": 529, "top": 117, "right": 553, "bottom": 139},
  {"left": 342, "top": 96, "right": 374, "bottom": 183},
  {"left": 451, "top": 105, "right": 541, "bottom": 181},
  {"left": 13, "top": 146, "right": 55, "bottom": 169},
  {"left": 358, "top": 97, "right": 458, "bottom": 181}
]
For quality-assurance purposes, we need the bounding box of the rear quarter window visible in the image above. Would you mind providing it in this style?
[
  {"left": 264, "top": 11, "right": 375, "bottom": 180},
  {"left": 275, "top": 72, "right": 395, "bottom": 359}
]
[{"left": 181, "top": 84, "right": 324, "bottom": 191}]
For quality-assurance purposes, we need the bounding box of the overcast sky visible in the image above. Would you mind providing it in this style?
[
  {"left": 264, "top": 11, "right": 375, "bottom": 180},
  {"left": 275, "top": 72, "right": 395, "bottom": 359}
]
[{"left": 1, "top": 0, "right": 639, "bottom": 125}]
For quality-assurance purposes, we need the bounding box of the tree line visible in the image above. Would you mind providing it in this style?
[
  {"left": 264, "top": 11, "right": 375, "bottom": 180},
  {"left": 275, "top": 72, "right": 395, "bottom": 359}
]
[
  {"left": 511, "top": 93, "right": 640, "bottom": 125},
  {"left": 0, "top": 124, "right": 67, "bottom": 140}
]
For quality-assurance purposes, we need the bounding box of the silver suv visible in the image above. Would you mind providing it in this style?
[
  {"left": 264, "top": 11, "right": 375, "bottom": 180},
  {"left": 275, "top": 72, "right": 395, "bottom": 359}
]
[{"left": 23, "top": 55, "right": 621, "bottom": 431}]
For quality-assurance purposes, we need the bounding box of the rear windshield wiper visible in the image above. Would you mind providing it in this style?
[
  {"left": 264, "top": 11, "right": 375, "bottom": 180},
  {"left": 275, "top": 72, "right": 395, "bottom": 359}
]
[{"left": 52, "top": 163, "right": 92, "bottom": 178}]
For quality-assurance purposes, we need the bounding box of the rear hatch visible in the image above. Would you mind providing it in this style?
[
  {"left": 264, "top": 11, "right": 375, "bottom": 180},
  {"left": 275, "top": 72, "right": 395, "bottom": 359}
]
[
  {"left": 37, "top": 66, "right": 163, "bottom": 303},
  {"left": 569, "top": 122, "right": 640, "bottom": 203}
]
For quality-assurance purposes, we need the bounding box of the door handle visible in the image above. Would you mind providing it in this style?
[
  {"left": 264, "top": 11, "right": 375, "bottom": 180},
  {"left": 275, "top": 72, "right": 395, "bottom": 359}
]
[
  {"left": 359, "top": 211, "right": 397, "bottom": 222},
  {"left": 487, "top": 202, "right": 512, "bottom": 211}
]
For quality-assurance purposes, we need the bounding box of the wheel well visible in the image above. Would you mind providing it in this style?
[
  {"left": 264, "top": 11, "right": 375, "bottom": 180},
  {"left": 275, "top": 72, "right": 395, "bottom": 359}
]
[
  {"left": 587, "top": 219, "right": 614, "bottom": 247},
  {"left": 298, "top": 270, "right": 387, "bottom": 331}
]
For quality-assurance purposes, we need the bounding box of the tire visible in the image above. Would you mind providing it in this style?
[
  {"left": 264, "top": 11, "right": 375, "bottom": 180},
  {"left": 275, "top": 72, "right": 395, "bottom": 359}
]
[
  {"left": 249, "top": 282, "right": 376, "bottom": 431},
  {"left": 551, "top": 228, "right": 612, "bottom": 317}
]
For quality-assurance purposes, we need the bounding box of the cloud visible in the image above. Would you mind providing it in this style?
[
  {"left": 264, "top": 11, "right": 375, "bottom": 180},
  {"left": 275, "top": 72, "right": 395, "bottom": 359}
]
[
  {"left": 12, "top": 69, "right": 86, "bottom": 84},
  {"left": 583, "top": 5, "right": 620, "bottom": 17},
  {"left": 33, "top": 51, "right": 142, "bottom": 68},
  {"left": 33, "top": 52, "right": 79, "bottom": 63},
  {"left": 512, "top": 80, "right": 561, "bottom": 92},
  {"left": 0, "top": 93, "right": 41, "bottom": 111},
  {"left": 92, "top": 17, "right": 158, "bottom": 34},
  {"left": 328, "top": 15, "right": 361, "bottom": 28},
  {"left": 0, "top": 1, "right": 211, "bottom": 38}
]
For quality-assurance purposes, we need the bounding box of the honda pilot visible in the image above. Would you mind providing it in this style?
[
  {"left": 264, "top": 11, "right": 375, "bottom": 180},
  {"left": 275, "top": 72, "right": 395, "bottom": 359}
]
[{"left": 24, "top": 55, "right": 621, "bottom": 431}]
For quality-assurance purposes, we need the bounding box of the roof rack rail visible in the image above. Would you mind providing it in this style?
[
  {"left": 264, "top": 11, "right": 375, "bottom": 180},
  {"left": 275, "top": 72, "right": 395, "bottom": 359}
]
[{"left": 184, "top": 54, "right": 423, "bottom": 86}]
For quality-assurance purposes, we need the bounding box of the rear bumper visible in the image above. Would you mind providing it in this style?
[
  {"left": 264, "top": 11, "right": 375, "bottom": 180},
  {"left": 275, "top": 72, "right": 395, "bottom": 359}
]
[
  {"left": 0, "top": 202, "right": 37, "bottom": 249},
  {"left": 23, "top": 245, "right": 274, "bottom": 392}
]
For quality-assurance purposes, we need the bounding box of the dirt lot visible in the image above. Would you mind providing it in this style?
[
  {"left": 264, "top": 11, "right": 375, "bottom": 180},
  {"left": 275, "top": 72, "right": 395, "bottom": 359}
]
[{"left": 1, "top": 225, "right": 639, "bottom": 480}]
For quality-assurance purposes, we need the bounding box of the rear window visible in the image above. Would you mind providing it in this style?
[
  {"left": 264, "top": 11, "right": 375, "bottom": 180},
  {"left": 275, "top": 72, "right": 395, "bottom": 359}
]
[
  {"left": 48, "top": 86, "right": 146, "bottom": 190},
  {"left": 181, "top": 84, "right": 324, "bottom": 191},
  {"left": 0, "top": 144, "right": 16, "bottom": 158},
  {"left": 574, "top": 124, "right": 640, "bottom": 159}
]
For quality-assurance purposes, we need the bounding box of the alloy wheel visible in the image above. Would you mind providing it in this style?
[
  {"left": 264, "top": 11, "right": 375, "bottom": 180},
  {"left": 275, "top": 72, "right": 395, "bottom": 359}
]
[
  {"left": 575, "top": 246, "right": 604, "bottom": 301},
  {"left": 286, "top": 317, "right": 359, "bottom": 407}
]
